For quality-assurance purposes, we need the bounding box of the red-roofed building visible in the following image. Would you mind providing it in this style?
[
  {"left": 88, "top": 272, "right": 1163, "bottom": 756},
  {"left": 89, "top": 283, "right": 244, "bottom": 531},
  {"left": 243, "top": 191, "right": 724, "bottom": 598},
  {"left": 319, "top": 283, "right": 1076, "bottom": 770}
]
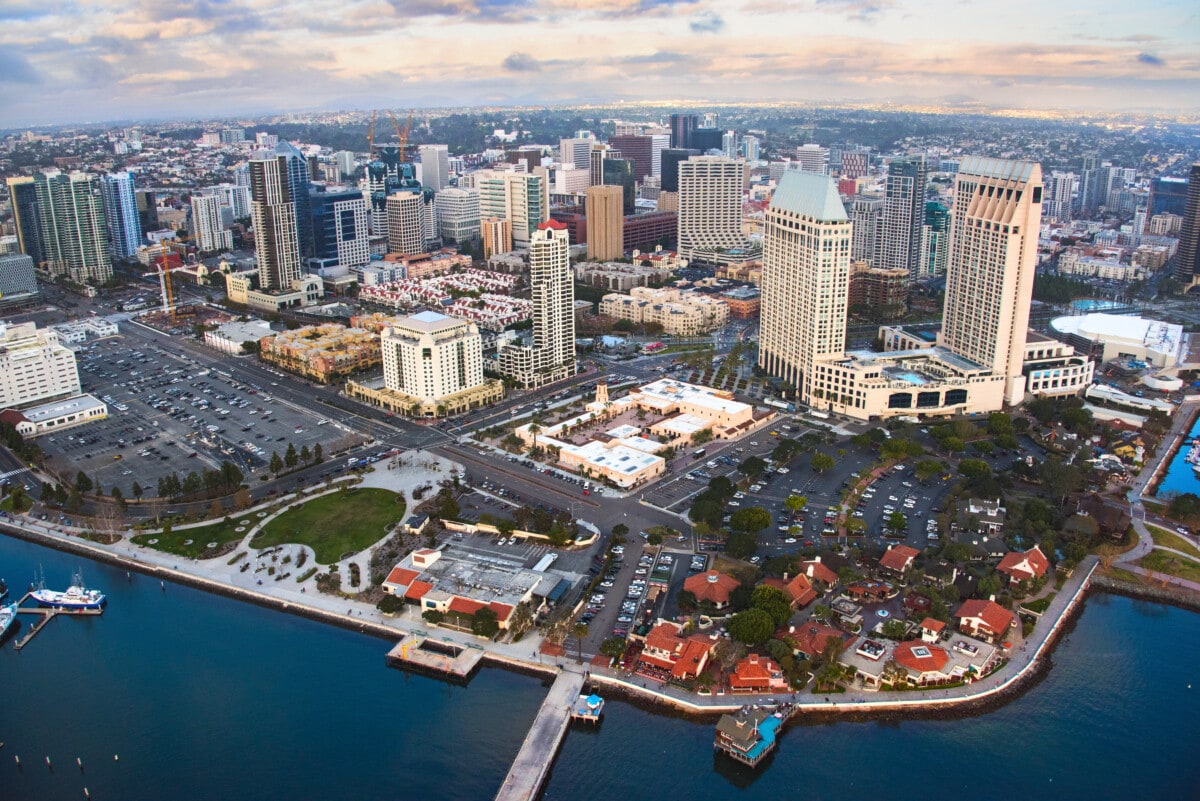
[
  {"left": 761, "top": 574, "right": 818, "bottom": 609},
  {"left": 800, "top": 558, "right": 839, "bottom": 589},
  {"left": 919, "top": 617, "right": 946, "bottom": 643},
  {"left": 382, "top": 567, "right": 421, "bottom": 595},
  {"left": 879, "top": 544, "right": 920, "bottom": 576},
  {"left": 637, "top": 622, "right": 714, "bottom": 680},
  {"left": 996, "top": 545, "right": 1050, "bottom": 587},
  {"left": 954, "top": 599, "right": 1014, "bottom": 643},
  {"left": 538, "top": 219, "right": 569, "bottom": 231},
  {"left": 684, "top": 570, "right": 741, "bottom": 609},
  {"left": 729, "top": 654, "right": 788, "bottom": 693},
  {"left": 403, "top": 580, "right": 433, "bottom": 602},
  {"left": 784, "top": 622, "right": 847, "bottom": 660},
  {"left": 892, "top": 640, "right": 951, "bottom": 685}
]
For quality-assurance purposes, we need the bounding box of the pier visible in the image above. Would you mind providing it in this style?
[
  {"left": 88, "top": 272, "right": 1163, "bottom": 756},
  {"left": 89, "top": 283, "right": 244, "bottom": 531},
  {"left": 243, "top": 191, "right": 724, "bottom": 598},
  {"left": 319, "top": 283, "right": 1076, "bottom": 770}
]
[
  {"left": 11, "top": 593, "right": 105, "bottom": 651},
  {"left": 386, "top": 632, "right": 486, "bottom": 679},
  {"left": 494, "top": 670, "right": 585, "bottom": 801}
]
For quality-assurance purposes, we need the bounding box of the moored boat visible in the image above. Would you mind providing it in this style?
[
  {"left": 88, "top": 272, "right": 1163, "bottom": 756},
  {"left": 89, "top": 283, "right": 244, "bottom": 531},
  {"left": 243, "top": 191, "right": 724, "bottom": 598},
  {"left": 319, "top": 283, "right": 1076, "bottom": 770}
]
[
  {"left": 31, "top": 572, "right": 106, "bottom": 610},
  {"left": 0, "top": 602, "right": 17, "bottom": 638}
]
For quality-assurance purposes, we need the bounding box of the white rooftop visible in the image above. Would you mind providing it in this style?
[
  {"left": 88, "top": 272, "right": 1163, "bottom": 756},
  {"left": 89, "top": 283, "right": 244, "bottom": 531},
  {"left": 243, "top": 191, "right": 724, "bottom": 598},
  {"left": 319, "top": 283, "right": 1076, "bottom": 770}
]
[
  {"left": 1051, "top": 313, "right": 1182, "bottom": 361},
  {"left": 635, "top": 378, "right": 751, "bottom": 418},
  {"left": 605, "top": 424, "right": 641, "bottom": 439},
  {"left": 654, "top": 413, "right": 710, "bottom": 435},
  {"left": 19, "top": 393, "right": 106, "bottom": 422},
  {"left": 569, "top": 440, "right": 661, "bottom": 474}
]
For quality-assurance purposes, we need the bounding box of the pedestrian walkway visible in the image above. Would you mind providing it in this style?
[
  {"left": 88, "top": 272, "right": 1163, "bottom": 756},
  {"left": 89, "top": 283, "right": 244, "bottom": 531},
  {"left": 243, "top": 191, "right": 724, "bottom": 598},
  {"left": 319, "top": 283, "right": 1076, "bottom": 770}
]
[{"left": 495, "top": 670, "right": 586, "bottom": 801}]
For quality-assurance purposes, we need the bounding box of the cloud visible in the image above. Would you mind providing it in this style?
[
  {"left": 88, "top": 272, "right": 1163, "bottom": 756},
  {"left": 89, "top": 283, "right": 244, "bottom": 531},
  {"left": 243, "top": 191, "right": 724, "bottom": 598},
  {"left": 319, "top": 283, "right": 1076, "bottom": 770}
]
[
  {"left": 502, "top": 51, "right": 542, "bottom": 71},
  {"left": 0, "top": 51, "right": 40, "bottom": 84},
  {"left": 1137, "top": 52, "right": 1164, "bottom": 66},
  {"left": 689, "top": 11, "right": 724, "bottom": 32},
  {"left": 814, "top": 0, "right": 895, "bottom": 20}
]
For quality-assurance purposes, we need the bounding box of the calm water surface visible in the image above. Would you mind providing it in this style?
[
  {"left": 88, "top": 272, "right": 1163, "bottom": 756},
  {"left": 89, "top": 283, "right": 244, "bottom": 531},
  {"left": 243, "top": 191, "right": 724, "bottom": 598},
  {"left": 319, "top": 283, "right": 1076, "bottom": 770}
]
[
  {"left": 2, "top": 534, "right": 1198, "bottom": 801},
  {"left": 1155, "top": 412, "right": 1200, "bottom": 500}
]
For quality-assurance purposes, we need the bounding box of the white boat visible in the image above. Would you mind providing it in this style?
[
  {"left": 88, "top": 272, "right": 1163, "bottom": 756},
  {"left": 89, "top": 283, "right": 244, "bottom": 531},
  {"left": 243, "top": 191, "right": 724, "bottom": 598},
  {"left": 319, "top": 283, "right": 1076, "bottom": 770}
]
[
  {"left": 0, "top": 603, "right": 17, "bottom": 638},
  {"left": 31, "top": 572, "right": 106, "bottom": 610}
]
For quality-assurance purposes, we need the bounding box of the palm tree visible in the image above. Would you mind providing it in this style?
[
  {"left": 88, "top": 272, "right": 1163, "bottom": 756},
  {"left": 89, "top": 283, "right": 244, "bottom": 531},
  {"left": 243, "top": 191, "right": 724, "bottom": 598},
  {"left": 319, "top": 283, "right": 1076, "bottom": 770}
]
[{"left": 572, "top": 622, "right": 589, "bottom": 663}]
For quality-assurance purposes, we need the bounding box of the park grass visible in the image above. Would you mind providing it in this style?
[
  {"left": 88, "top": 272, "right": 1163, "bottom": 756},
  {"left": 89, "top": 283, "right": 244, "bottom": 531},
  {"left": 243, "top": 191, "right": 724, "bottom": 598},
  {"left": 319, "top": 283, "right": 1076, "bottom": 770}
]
[
  {"left": 1147, "top": 524, "right": 1200, "bottom": 556},
  {"left": 131, "top": 516, "right": 250, "bottom": 558},
  {"left": 1138, "top": 549, "right": 1200, "bottom": 585},
  {"left": 251, "top": 488, "right": 405, "bottom": 564}
]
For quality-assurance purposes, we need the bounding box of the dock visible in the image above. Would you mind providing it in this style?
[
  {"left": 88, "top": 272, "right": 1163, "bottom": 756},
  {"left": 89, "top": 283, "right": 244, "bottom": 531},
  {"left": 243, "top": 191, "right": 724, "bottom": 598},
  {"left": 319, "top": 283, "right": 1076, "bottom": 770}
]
[
  {"left": 385, "top": 632, "right": 486, "bottom": 679},
  {"left": 11, "top": 593, "right": 105, "bottom": 651},
  {"left": 494, "top": 670, "right": 586, "bottom": 801}
]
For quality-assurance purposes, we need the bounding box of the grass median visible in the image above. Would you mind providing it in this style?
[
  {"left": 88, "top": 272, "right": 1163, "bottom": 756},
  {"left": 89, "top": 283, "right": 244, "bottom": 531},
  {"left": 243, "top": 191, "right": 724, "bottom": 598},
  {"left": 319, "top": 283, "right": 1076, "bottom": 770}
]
[{"left": 250, "top": 488, "right": 405, "bottom": 564}]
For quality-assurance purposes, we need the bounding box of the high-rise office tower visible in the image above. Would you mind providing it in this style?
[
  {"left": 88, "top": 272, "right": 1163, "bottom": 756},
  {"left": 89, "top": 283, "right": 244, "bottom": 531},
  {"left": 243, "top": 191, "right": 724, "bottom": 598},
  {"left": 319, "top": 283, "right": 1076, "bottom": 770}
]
[
  {"left": 386, "top": 192, "right": 426, "bottom": 256},
  {"left": 740, "top": 136, "right": 760, "bottom": 162},
  {"left": 660, "top": 149, "right": 699, "bottom": 192},
  {"left": 499, "top": 221, "right": 576, "bottom": 388},
  {"left": 877, "top": 154, "right": 927, "bottom": 277},
  {"left": 601, "top": 157, "right": 636, "bottom": 215},
  {"left": 757, "top": 171, "right": 852, "bottom": 397},
  {"left": 586, "top": 185, "right": 624, "bottom": 261},
  {"left": 921, "top": 201, "right": 951, "bottom": 276},
  {"left": 722, "top": 131, "right": 738, "bottom": 159},
  {"left": 1148, "top": 175, "right": 1190, "bottom": 218},
  {"left": 677, "top": 156, "right": 746, "bottom": 261},
  {"left": 840, "top": 149, "right": 869, "bottom": 180},
  {"left": 135, "top": 190, "right": 159, "bottom": 234},
  {"left": 560, "top": 137, "right": 594, "bottom": 173},
  {"left": 0, "top": 254, "right": 39, "bottom": 309},
  {"left": 272, "top": 142, "right": 313, "bottom": 258},
  {"left": 1174, "top": 163, "right": 1200, "bottom": 286},
  {"left": 670, "top": 114, "right": 698, "bottom": 149},
  {"left": 608, "top": 135, "right": 654, "bottom": 181},
  {"left": 418, "top": 145, "right": 450, "bottom": 191},
  {"left": 690, "top": 128, "right": 723, "bottom": 154},
  {"left": 795, "top": 144, "right": 830, "bottom": 175},
  {"left": 190, "top": 194, "right": 234, "bottom": 253},
  {"left": 938, "top": 156, "right": 1043, "bottom": 405},
  {"left": 7, "top": 177, "right": 44, "bottom": 267},
  {"left": 848, "top": 195, "right": 883, "bottom": 265},
  {"left": 481, "top": 217, "right": 513, "bottom": 258},
  {"left": 249, "top": 150, "right": 302, "bottom": 290},
  {"left": 1042, "top": 171, "right": 1075, "bottom": 223},
  {"left": 474, "top": 171, "right": 548, "bottom": 249},
  {"left": 435, "top": 187, "right": 481, "bottom": 244},
  {"left": 649, "top": 134, "right": 670, "bottom": 178},
  {"left": 31, "top": 171, "right": 112, "bottom": 284},
  {"left": 334, "top": 150, "right": 357, "bottom": 177},
  {"left": 309, "top": 187, "right": 369, "bottom": 268},
  {"left": 99, "top": 172, "right": 142, "bottom": 259}
]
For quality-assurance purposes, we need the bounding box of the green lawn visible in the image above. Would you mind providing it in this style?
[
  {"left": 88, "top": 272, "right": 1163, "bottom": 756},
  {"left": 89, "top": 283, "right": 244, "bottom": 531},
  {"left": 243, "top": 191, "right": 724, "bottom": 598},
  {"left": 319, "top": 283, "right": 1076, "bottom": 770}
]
[
  {"left": 132, "top": 516, "right": 250, "bottom": 558},
  {"left": 251, "top": 488, "right": 405, "bottom": 564},
  {"left": 1147, "top": 525, "right": 1200, "bottom": 556},
  {"left": 1138, "top": 549, "right": 1200, "bottom": 585}
]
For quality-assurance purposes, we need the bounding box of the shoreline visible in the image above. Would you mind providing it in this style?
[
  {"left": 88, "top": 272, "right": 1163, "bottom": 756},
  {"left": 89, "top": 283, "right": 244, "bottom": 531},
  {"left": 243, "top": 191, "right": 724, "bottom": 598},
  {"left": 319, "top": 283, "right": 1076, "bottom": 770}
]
[
  {"left": 3, "top": 522, "right": 1196, "bottom": 724},
  {"left": 1144, "top": 404, "right": 1199, "bottom": 499}
]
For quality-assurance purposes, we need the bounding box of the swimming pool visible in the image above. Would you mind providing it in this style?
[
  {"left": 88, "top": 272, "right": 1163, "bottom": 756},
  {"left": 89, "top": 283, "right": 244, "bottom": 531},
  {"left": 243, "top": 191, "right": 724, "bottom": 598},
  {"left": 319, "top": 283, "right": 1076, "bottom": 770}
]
[{"left": 1070, "top": 298, "right": 1133, "bottom": 313}]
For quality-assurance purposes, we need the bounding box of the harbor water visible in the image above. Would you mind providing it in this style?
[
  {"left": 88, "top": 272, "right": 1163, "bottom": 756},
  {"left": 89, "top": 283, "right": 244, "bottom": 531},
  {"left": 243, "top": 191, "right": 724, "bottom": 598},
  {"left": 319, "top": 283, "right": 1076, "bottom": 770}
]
[
  {"left": 1155, "top": 412, "right": 1200, "bottom": 499},
  {"left": 2, "top": 534, "right": 1198, "bottom": 801}
]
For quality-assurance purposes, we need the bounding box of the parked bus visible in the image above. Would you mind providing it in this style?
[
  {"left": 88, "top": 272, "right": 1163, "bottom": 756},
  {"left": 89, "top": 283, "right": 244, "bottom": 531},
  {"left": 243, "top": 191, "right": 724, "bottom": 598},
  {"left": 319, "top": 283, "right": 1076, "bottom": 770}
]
[{"left": 692, "top": 448, "right": 707, "bottom": 459}]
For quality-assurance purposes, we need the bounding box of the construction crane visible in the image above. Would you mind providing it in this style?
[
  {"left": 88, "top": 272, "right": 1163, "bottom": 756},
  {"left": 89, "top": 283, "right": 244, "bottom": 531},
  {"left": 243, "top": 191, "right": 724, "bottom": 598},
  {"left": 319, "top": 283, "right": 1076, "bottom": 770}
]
[
  {"left": 387, "top": 110, "right": 414, "bottom": 161},
  {"left": 142, "top": 234, "right": 190, "bottom": 324},
  {"left": 366, "top": 109, "right": 378, "bottom": 158}
]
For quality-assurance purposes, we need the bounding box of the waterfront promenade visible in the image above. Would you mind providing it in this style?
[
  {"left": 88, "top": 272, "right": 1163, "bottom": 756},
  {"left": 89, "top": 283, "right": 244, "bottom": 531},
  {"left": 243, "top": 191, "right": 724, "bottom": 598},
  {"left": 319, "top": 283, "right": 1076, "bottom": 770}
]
[{"left": 495, "top": 671, "right": 586, "bottom": 801}]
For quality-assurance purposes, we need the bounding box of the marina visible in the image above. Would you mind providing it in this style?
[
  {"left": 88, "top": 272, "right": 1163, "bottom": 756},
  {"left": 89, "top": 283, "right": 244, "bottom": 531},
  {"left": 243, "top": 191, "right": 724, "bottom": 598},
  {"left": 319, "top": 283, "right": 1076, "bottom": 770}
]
[{"left": 10, "top": 592, "right": 105, "bottom": 651}]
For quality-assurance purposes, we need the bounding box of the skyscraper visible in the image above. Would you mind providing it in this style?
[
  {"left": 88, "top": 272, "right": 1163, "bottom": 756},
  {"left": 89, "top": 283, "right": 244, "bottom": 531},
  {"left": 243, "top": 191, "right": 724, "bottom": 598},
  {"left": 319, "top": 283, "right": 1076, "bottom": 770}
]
[
  {"left": 649, "top": 134, "right": 670, "bottom": 178},
  {"left": 559, "top": 137, "right": 594, "bottom": 173},
  {"left": 848, "top": 195, "right": 882, "bottom": 265},
  {"left": 660, "top": 149, "right": 699, "bottom": 192},
  {"left": 249, "top": 150, "right": 302, "bottom": 290},
  {"left": 435, "top": 188, "right": 481, "bottom": 244},
  {"left": 608, "top": 135, "right": 654, "bottom": 181},
  {"left": 740, "top": 136, "right": 760, "bottom": 162},
  {"left": 758, "top": 172, "right": 851, "bottom": 398},
  {"left": 586, "top": 185, "right": 624, "bottom": 261},
  {"left": 601, "top": 157, "right": 636, "bottom": 215},
  {"left": 670, "top": 114, "right": 698, "bottom": 149},
  {"left": 6, "top": 177, "right": 44, "bottom": 268},
  {"left": 840, "top": 149, "right": 869, "bottom": 180},
  {"left": 499, "top": 221, "right": 575, "bottom": 388},
  {"left": 99, "top": 172, "right": 142, "bottom": 259},
  {"left": 690, "top": 128, "right": 723, "bottom": 154},
  {"left": 1173, "top": 163, "right": 1200, "bottom": 286},
  {"left": 474, "top": 171, "right": 548, "bottom": 249},
  {"left": 386, "top": 192, "right": 426, "bottom": 256},
  {"left": 190, "top": 193, "right": 234, "bottom": 253},
  {"left": 795, "top": 144, "right": 830, "bottom": 174},
  {"left": 418, "top": 145, "right": 450, "bottom": 191},
  {"left": 1042, "top": 171, "right": 1075, "bottom": 223},
  {"left": 677, "top": 156, "right": 746, "bottom": 262},
  {"left": 938, "top": 156, "right": 1043, "bottom": 405},
  {"left": 722, "top": 131, "right": 738, "bottom": 159},
  {"left": 877, "top": 154, "right": 927, "bottom": 277},
  {"left": 921, "top": 201, "right": 951, "bottom": 277},
  {"left": 309, "top": 187, "right": 369, "bottom": 268},
  {"left": 32, "top": 171, "right": 112, "bottom": 284},
  {"left": 272, "top": 142, "right": 313, "bottom": 258}
]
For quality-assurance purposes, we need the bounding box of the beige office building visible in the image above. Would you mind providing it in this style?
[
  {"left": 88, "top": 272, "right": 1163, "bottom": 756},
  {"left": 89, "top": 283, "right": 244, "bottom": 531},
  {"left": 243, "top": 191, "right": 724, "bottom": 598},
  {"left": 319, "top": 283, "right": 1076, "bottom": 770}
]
[
  {"left": 586, "top": 185, "right": 625, "bottom": 261},
  {"left": 938, "top": 157, "right": 1043, "bottom": 406},
  {"left": 0, "top": 321, "right": 81, "bottom": 409},
  {"left": 757, "top": 171, "right": 852, "bottom": 398},
  {"left": 677, "top": 156, "right": 747, "bottom": 262},
  {"left": 481, "top": 217, "right": 513, "bottom": 258},
  {"left": 386, "top": 192, "right": 425, "bottom": 256}
]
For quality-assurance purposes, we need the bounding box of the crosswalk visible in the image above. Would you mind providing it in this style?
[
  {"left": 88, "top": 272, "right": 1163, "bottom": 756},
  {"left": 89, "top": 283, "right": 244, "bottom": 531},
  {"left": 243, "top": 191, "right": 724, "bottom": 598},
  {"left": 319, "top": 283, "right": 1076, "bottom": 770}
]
[{"left": 0, "top": 467, "right": 30, "bottom": 482}]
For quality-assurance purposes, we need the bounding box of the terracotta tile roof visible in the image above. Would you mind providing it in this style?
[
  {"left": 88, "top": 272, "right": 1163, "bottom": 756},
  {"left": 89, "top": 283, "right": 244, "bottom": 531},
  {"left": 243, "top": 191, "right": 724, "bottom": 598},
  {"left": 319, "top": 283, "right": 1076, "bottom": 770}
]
[
  {"left": 954, "top": 599, "right": 1014, "bottom": 636},
  {"left": 801, "top": 560, "right": 839, "bottom": 586},
  {"left": 403, "top": 580, "right": 433, "bottom": 601},
  {"left": 920, "top": 617, "right": 946, "bottom": 633},
  {"left": 644, "top": 621, "right": 686, "bottom": 655},
  {"left": 997, "top": 545, "right": 1050, "bottom": 582},
  {"left": 785, "top": 574, "right": 818, "bottom": 607},
  {"left": 539, "top": 219, "right": 568, "bottom": 230},
  {"left": 487, "top": 601, "right": 514, "bottom": 622},
  {"left": 448, "top": 597, "right": 487, "bottom": 616},
  {"left": 384, "top": 567, "right": 420, "bottom": 587},
  {"left": 879, "top": 544, "right": 920, "bottom": 573},
  {"left": 729, "top": 654, "right": 783, "bottom": 689},
  {"left": 893, "top": 640, "right": 949, "bottom": 674},
  {"left": 672, "top": 638, "right": 712, "bottom": 679},
  {"left": 786, "top": 622, "right": 845, "bottom": 659},
  {"left": 684, "top": 570, "right": 741, "bottom": 605}
]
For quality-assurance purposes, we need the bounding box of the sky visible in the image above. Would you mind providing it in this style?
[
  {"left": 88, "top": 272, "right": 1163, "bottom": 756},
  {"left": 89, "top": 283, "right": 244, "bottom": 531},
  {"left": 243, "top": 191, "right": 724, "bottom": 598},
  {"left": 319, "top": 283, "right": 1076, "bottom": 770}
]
[{"left": 1, "top": 0, "right": 1198, "bottom": 126}]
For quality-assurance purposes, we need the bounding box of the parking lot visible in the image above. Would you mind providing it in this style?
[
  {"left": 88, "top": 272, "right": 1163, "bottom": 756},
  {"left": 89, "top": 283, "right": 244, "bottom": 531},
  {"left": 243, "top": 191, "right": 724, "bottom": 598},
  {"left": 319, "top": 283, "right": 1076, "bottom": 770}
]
[{"left": 43, "top": 334, "right": 351, "bottom": 500}]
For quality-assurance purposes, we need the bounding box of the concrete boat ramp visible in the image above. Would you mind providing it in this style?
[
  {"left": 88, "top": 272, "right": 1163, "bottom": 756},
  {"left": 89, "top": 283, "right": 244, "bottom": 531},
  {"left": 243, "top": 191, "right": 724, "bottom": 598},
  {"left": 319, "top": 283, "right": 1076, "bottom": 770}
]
[{"left": 494, "top": 670, "right": 586, "bottom": 801}]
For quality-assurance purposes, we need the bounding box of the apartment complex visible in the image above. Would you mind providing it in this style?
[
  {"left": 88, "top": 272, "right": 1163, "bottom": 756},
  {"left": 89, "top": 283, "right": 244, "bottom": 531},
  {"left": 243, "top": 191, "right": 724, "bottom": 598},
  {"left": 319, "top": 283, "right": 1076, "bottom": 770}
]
[
  {"left": 586, "top": 185, "right": 624, "bottom": 261},
  {"left": 0, "top": 322, "right": 81, "bottom": 409},
  {"left": 249, "top": 149, "right": 302, "bottom": 290},
  {"left": 258, "top": 323, "right": 381, "bottom": 383},
  {"left": 677, "top": 156, "right": 747, "bottom": 263},
  {"left": 877, "top": 155, "right": 927, "bottom": 278},
  {"left": 386, "top": 191, "right": 426, "bottom": 256},
  {"left": 190, "top": 193, "right": 234, "bottom": 253},
  {"left": 499, "top": 221, "right": 576, "bottom": 388},
  {"left": 434, "top": 188, "right": 481, "bottom": 244},
  {"left": 599, "top": 287, "right": 729, "bottom": 335},
  {"left": 474, "top": 171, "right": 549, "bottom": 249}
]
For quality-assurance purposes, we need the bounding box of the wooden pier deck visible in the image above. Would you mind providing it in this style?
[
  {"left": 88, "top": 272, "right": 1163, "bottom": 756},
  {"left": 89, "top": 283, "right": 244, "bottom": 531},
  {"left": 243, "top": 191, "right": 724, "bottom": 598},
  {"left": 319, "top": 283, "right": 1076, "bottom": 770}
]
[
  {"left": 495, "top": 670, "right": 586, "bottom": 801},
  {"left": 385, "top": 632, "right": 486, "bottom": 678},
  {"left": 10, "top": 593, "right": 105, "bottom": 651}
]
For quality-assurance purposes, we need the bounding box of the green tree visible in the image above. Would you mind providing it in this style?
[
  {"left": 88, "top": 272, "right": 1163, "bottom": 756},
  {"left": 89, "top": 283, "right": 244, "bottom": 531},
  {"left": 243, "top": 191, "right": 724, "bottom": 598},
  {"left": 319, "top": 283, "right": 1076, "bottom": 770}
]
[
  {"left": 300, "top": 444, "right": 311, "bottom": 465},
  {"left": 269, "top": 451, "right": 284, "bottom": 476},
  {"left": 571, "top": 621, "right": 590, "bottom": 662},
  {"left": 915, "top": 460, "right": 942, "bottom": 481},
  {"left": 811, "top": 452, "right": 835, "bottom": 473},
  {"left": 785, "top": 494, "right": 808, "bottom": 513},
  {"left": 74, "top": 470, "right": 93, "bottom": 494},
  {"left": 738, "top": 456, "right": 767, "bottom": 479},
  {"left": 472, "top": 607, "right": 500, "bottom": 638},
  {"left": 285, "top": 442, "right": 298, "bottom": 469},
  {"left": 600, "top": 636, "right": 627, "bottom": 661},
  {"left": 730, "top": 506, "right": 771, "bottom": 534},
  {"left": 971, "top": 440, "right": 995, "bottom": 455},
  {"left": 725, "top": 530, "right": 758, "bottom": 560},
  {"left": 676, "top": 589, "right": 698, "bottom": 611},
  {"left": 958, "top": 458, "right": 992, "bottom": 480},
  {"left": 611, "top": 522, "right": 629, "bottom": 542},
  {"left": 885, "top": 511, "right": 908, "bottom": 535},
  {"left": 690, "top": 428, "right": 714, "bottom": 446},
  {"left": 182, "top": 471, "right": 202, "bottom": 497},
  {"left": 729, "top": 607, "right": 775, "bottom": 645},
  {"left": 313, "top": 443, "right": 324, "bottom": 464},
  {"left": 751, "top": 584, "right": 793, "bottom": 626},
  {"left": 646, "top": 528, "right": 664, "bottom": 546}
]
